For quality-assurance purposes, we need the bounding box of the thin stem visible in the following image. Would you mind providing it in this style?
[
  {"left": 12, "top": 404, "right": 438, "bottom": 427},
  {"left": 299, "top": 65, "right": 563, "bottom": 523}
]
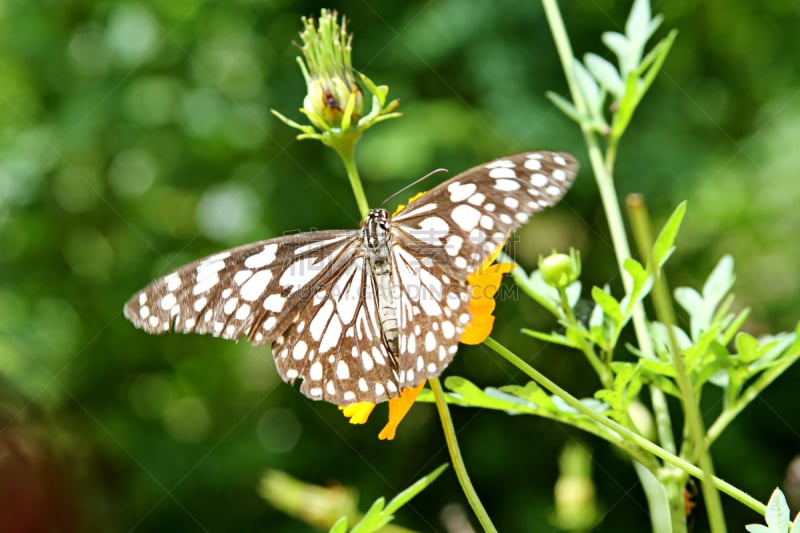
[
  {"left": 333, "top": 138, "right": 369, "bottom": 218},
  {"left": 429, "top": 377, "right": 498, "bottom": 533},
  {"left": 706, "top": 352, "right": 800, "bottom": 446},
  {"left": 627, "top": 194, "right": 727, "bottom": 533},
  {"left": 484, "top": 336, "right": 765, "bottom": 516},
  {"left": 557, "top": 287, "right": 613, "bottom": 387},
  {"left": 541, "top": 0, "right": 678, "bottom": 460}
]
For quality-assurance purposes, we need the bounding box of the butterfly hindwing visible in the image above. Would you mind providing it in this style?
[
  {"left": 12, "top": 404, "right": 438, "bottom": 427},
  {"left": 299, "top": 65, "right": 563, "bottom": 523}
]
[{"left": 272, "top": 253, "right": 402, "bottom": 404}]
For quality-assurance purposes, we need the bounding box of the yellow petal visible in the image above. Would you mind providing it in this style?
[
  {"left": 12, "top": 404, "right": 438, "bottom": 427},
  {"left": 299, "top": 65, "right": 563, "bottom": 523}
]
[
  {"left": 339, "top": 402, "right": 376, "bottom": 425},
  {"left": 460, "top": 243, "right": 515, "bottom": 345},
  {"left": 378, "top": 381, "right": 425, "bottom": 440}
]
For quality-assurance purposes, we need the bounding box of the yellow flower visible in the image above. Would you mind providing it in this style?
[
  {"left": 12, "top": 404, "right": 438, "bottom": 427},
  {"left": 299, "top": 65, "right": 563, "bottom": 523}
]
[
  {"left": 340, "top": 201, "right": 514, "bottom": 439},
  {"left": 461, "top": 244, "right": 515, "bottom": 345}
]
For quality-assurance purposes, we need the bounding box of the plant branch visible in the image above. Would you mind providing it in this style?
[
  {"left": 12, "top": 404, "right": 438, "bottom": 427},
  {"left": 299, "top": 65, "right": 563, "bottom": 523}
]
[
  {"left": 429, "top": 377, "right": 498, "bottom": 533},
  {"left": 484, "top": 336, "right": 765, "bottom": 515},
  {"left": 627, "top": 194, "right": 727, "bottom": 533}
]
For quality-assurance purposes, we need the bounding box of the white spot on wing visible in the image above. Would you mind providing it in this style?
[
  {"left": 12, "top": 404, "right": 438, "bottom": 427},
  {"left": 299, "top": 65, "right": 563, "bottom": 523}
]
[
  {"left": 240, "top": 270, "right": 273, "bottom": 301},
  {"left": 451, "top": 204, "right": 481, "bottom": 231},
  {"left": 244, "top": 243, "right": 278, "bottom": 269},
  {"left": 447, "top": 181, "right": 477, "bottom": 202}
]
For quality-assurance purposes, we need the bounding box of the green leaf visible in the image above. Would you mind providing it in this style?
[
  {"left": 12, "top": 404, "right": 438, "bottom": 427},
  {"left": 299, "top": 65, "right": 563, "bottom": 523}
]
[
  {"left": 444, "top": 376, "right": 534, "bottom": 412},
  {"left": 350, "top": 498, "right": 386, "bottom": 533},
  {"left": 383, "top": 464, "right": 448, "bottom": 516},
  {"left": 765, "top": 488, "right": 790, "bottom": 532},
  {"left": 584, "top": 53, "right": 624, "bottom": 97},
  {"left": 735, "top": 332, "right": 761, "bottom": 363},
  {"left": 652, "top": 201, "right": 686, "bottom": 270},
  {"left": 625, "top": 0, "right": 653, "bottom": 47},
  {"left": 328, "top": 517, "right": 348, "bottom": 533},
  {"left": 521, "top": 328, "right": 578, "bottom": 348},
  {"left": 636, "top": 30, "right": 677, "bottom": 103},
  {"left": 592, "top": 286, "right": 622, "bottom": 322},
  {"left": 546, "top": 90, "right": 586, "bottom": 124},
  {"left": 602, "top": 31, "right": 632, "bottom": 75},
  {"left": 702, "top": 255, "right": 735, "bottom": 312},
  {"left": 499, "top": 382, "right": 556, "bottom": 411},
  {"left": 573, "top": 59, "right": 602, "bottom": 120},
  {"left": 620, "top": 257, "right": 652, "bottom": 316}
]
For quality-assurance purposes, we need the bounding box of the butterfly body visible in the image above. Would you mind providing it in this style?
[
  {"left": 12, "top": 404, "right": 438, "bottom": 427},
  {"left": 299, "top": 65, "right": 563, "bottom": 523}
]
[{"left": 124, "top": 151, "right": 578, "bottom": 405}]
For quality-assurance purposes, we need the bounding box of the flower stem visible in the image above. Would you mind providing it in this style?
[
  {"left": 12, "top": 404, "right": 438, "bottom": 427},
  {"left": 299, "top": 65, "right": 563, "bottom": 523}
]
[
  {"left": 627, "top": 195, "right": 727, "bottom": 533},
  {"left": 333, "top": 139, "right": 370, "bottom": 219},
  {"left": 429, "top": 377, "right": 498, "bottom": 533},
  {"left": 483, "top": 336, "right": 765, "bottom": 516}
]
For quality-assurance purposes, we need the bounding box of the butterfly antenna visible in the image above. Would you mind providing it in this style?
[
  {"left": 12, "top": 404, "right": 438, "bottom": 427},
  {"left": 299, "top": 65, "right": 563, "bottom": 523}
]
[{"left": 380, "top": 168, "right": 449, "bottom": 209}]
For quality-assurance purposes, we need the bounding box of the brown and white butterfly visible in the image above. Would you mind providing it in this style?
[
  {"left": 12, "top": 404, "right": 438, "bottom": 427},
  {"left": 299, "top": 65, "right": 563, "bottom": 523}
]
[{"left": 124, "top": 151, "right": 578, "bottom": 405}]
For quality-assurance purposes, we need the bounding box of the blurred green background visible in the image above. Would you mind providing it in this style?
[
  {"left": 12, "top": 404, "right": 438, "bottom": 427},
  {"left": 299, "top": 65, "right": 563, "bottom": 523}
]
[{"left": 1, "top": 0, "right": 799, "bottom": 531}]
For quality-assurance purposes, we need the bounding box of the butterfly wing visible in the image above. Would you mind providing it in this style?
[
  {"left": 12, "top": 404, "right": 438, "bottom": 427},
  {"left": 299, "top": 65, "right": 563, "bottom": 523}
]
[
  {"left": 271, "top": 253, "right": 403, "bottom": 405},
  {"left": 387, "top": 151, "right": 579, "bottom": 385},
  {"left": 123, "top": 230, "right": 359, "bottom": 345},
  {"left": 390, "top": 241, "right": 471, "bottom": 388},
  {"left": 392, "top": 151, "right": 579, "bottom": 276}
]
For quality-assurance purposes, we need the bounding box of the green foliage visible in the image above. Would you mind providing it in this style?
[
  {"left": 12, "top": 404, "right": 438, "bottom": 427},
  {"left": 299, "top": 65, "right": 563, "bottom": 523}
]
[
  {"left": 2, "top": 0, "right": 799, "bottom": 531},
  {"left": 746, "top": 489, "right": 800, "bottom": 533},
  {"left": 330, "top": 465, "right": 447, "bottom": 533}
]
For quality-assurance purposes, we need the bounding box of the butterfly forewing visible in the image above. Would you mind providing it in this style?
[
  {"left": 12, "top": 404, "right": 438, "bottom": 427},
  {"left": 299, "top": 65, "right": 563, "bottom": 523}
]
[
  {"left": 393, "top": 151, "right": 578, "bottom": 276},
  {"left": 124, "top": 230, "right": 358, "bottom": 343},
  {"left": 124, "top": 151, "right": 579, "bottom": 406}
]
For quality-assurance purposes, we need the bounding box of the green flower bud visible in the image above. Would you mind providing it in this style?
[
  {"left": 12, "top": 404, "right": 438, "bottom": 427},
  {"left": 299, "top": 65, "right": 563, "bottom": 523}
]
[
  {"left": 552, "top": 443, "right": 598, "bottom": 530},
  {"left": 298, "top": 10, "right": 363, "bottom": 129},
  {"left": 272, "top": 9, "right": 400, "bottom": 149},
  {"left": 539, "top": 248, "right": 581, "bottom": 289}
]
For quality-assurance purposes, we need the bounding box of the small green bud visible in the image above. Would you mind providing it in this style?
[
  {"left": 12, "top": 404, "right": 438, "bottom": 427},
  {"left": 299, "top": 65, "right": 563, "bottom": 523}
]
[
  {"left": 552, "top": 443, "right": 599, "bottom": 530},
  {"left": 539, "top": 248, "right": 581, "bottom": 289},
  {"left": 272, "top": 9, "right": 400, "bottom": 149}
]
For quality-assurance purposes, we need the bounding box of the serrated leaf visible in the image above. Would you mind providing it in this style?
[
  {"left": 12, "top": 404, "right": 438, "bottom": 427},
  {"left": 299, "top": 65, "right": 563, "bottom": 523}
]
[
  {"left": 592, "top": 286, "right": 622, "bottom": 322},
  {"left": 584, "top": 53, "right": 624, "bottom": 97},
  {"left": 383, "top": 464, "right": 448, "bottom": 517},
  {"left": 652, "top": 201, "right": 686, "bottom": 269}
]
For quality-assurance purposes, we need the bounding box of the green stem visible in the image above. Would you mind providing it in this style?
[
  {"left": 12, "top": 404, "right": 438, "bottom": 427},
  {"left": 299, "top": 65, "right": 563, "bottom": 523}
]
[
  {"left": 627, "top": 195, "right": 727, "bottom": 533},
  {"left": 429, "top": 377, "right": 498, "bottom": 533},
  {"left": 540, "top": 0, "right": 677, "bottom": 460},
  {"left": 484, "top": 336, "right": 765, "bottom": 516},
  {"left": 557, "top": 287, "right": 612, "bottom": 387},
  {"left": 333, "top": 138, "right": 370, "bottom": 218},
  {"left": 706, "top": 351, "right": 800, "bottom": 447}
]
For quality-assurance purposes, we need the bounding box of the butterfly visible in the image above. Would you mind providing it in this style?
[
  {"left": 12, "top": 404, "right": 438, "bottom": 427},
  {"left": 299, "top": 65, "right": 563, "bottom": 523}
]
[{"left": 124, "top": 151, "right": 578, "bottom": 405}]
